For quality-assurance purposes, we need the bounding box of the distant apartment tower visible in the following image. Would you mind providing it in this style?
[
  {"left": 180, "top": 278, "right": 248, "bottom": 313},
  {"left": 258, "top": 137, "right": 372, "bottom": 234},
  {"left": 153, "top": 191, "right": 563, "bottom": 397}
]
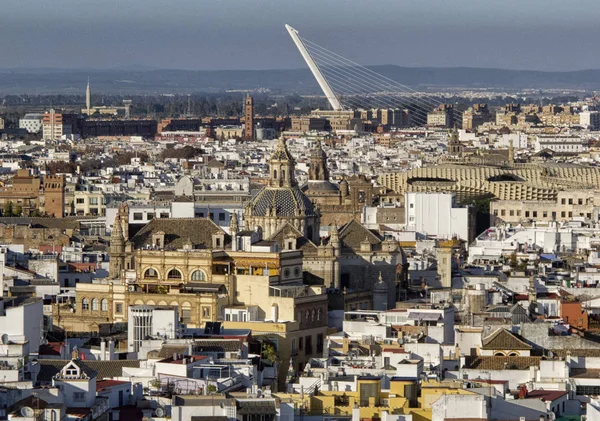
[
  {"left": 244, "top": 94, "right": 254, "bottom": 140},
  {"left": 427, "top": 104, "right": 454, "bottom": 128},
  {"left": 580, "top": 111, "right": 600, "bottom": 131},
  {"left": 42, "top": 109, "right": 77, "bottom": 140}
]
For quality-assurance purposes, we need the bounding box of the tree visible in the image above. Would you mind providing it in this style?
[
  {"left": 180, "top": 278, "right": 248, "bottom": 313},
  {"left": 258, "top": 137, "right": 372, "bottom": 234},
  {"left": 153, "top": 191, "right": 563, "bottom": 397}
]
[
  {"left": 14, "top": 206, "right": 22, "bottom": 217},
  {"left": 261, "top": 341, "right": 278, "bottom": 363},
  {"left": 3, "top": 201, "right": 13, "bottom": 217}
]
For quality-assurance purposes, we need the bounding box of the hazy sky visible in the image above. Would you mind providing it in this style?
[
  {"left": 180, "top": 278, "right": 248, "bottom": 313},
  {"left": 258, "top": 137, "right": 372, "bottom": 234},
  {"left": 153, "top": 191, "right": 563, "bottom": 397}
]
[{"left": 3, "top": 0, "right": 600, "bottom": 71}]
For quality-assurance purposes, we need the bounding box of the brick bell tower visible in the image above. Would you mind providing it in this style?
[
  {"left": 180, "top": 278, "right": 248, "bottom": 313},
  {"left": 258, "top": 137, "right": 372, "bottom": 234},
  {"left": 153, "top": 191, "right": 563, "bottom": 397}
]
[
  {"left": 43, "top": 175, "right": 65, "bottom": 218},
  {"left": 244, "top": 94, "right": 254, "bottom": 140}
]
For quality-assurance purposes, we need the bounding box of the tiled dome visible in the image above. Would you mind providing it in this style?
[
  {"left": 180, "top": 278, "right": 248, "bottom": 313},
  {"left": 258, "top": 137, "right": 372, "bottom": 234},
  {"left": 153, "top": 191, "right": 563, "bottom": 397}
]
[{"left": 248, "top": 186, "right": 317, "bottom": 217}]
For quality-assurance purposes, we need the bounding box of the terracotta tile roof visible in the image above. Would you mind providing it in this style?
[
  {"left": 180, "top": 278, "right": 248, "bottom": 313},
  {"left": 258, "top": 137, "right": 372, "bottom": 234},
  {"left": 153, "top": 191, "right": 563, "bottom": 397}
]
[
  {"left": 156, "top": 345, "right": 189, "bottom": 359},
  {"left": 38, "top": 359, "right": 140, "bottom": 382},
  {"left": 131, "top": 218, "right": 228, "bottom": 250},
  {"left": 481, "top": 328, "right": 532, "bottom": 350},
  {"left": 525, "top": 390, "right": 568, "bottom": 401},
  {"left": 96, "top": 380, "right": 130, "bottom": 392},
  {"left": 464, "top": 356, "right": 541, "bottom": 370}
]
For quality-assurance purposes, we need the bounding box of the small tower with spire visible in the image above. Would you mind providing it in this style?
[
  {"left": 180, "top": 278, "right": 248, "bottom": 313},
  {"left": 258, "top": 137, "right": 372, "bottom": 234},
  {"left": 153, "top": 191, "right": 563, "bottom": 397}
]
[
  {"left": 86, "top": 78, "right": 91, "bottom": 115},
  {"left": 109, "top": 213, "right": 125, "bottom": 279},
  {"left": 447, "top": 124, "right": 463, "bottom": 157},
  {"left": 230, "top": 212, "right": 239, "bottom": 251}
]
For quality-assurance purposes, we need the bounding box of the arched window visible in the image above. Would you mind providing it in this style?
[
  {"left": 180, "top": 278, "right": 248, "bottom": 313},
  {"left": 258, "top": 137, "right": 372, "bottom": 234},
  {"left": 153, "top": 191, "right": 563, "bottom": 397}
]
[
  {"left": 311, "top": 309, "right": 316, "bottom": 322},
  {"left": 51, "top": 410, "right": 57, "bottom": 421},
  {"left": 305, "top": 311, "right": 310, "bottom": 323},
  {"left": 508, "top": 352, "right": 519, "bottom": 357},
  {"left": 317, "top": 308, "right": 322, "bottom": 321},
  {"left": 273, "top": 169, "right": 278, "bottom": 179},
  {"left": 191, "top": 270, "right": 207, "bottom": 282},
  {"left": 281, "top": 169, "right": 286, "bottom": 180},
  {"left": 144, "top": 268, "right": 158, "bottom": 279},
  {"left": 91, "top": 298, "right": 98, "bottom": 311},
  {"left": 82, "top": 298, "right": 89, "bottom": 311},
  {"left": 168, "top": 269, "right": 182, "bottom": 280},
  {"left": 494, "top": 351, "right": 506, "bottom": 357},
  {"left": 101, "top": 299, "right": 108, "bottom": 312}
]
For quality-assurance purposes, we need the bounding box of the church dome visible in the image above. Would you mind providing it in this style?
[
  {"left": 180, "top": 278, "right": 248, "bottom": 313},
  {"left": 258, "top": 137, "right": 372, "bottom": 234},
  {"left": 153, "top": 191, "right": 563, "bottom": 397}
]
[
  {"left": 248, "top": 186, "right": 317, "bottom": 217},
  {"left": 303, "top": 180, "right": 340, "bottom": 192}
]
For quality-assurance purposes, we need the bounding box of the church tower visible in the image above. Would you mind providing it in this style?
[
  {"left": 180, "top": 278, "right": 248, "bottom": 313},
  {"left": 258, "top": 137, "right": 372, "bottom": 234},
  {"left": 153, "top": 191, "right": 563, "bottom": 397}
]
[
  {"left": 269, "top": 137, "right": 296, "bottom": 188},
  {"left": 109, "top": 213, "right": 125, "bottom": 279},
  {"left": 86, "top": 78, "right": 91, "bottom": 115},
  {"left": 308, "top": 140, "right": 329, "bottom": 181},
  {"left": 244, "top": 94, "right": 254, "bottom": 140},
  {"left": 447, "top": 125, "right": 463, "bottom": 156},
  {"left": 43, "top": 175, "right": 65, "bottom": 218}
]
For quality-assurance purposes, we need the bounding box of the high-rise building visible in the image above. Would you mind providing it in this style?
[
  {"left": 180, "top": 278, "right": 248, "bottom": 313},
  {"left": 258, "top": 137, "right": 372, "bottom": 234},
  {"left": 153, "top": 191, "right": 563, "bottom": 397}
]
[
  {"left": 42, "top": 109, "right": 78, "bottom": 140},
  {"left": 244, "top": 94, "right": 254, "bottom": 140}
]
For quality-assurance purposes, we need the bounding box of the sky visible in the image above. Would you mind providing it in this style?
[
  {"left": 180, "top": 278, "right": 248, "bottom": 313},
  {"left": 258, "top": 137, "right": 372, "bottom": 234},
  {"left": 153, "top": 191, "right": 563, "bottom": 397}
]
[{"left": 2, "top": 0, "right": 600, "bottom": 71}]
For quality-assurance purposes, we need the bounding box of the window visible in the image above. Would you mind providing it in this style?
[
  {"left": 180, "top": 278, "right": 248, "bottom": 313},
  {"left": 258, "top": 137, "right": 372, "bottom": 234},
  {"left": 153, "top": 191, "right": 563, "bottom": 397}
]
[
  {"left": 561, "top": 211, "right": 566, "bottom": 218},
  {"left": 317, "top": 308, "right": 322, "bottom": 321},
  {"left": 579, "top": 198, "right": 583, "bottom": 205},
  {"left": 299, "top": 337, "right": 303, "bottom": 350},
  {"left": 542, "top": 211, "right": 547, "bottom": 218},
  {"left": 168, "top": 269, "right": 182, "bottom": 280},
  {"left": 182, "top": 308, "right": 192, "bottom": 322},
  {"left": 101, "top": 299, "right": 108, "bottom": 312},
  {"left": 147, "top": 213, "right": 154, "bottom": 220},
  {"left": 305, "top": 335, "right": 313, "bottom": 355},
  {"left": 133, "top": 212, "right": 143, "bottom": 221},
  {"left": 82, "top": 298, "right": 89, "bottom": 311},
  {"left": 76, "top": 198, "right": 85, "bottom": 204},
  {"left": 160, "top": 213, "right": 169, "bottom": 218},
  {"left": 500, "top": 210, "right": 505, "bottom": 216},
  {"left": 305, "top": 311, "right": 310, "bottom": 323},
  {"left": 317, "top": 333, "right": 324, "bottom": 354},
  {"left": 89, "top": 197, "right": 98, "bottom": 205},
  {"left": 569, "top": 198, "right": 573, "bottom": 205},
  {"left": 115, "top": 303, "right": 123, "bottom": 314},
  {"left": 218, "top": 213, "right": 226, "bottom": 221},
  {"left": 91, "top": 298, "right": 98, "bottom": 311},
  {"left": 509, "top": 210, "right": 514, "bottom": 216},
  {"left": 561, "top": 198, "right": 566, "bottom": 204},
  {"left": 532, "top": 211, "right": 537, "bottom": 218},
  {"left": 291, "top": 338, "right": 297, "bottom": 355},
  {"left": 311, "top": 309, "right": 316, "bottom": 322},
  {"left": 525, "top": 211, "right": 530, "bottom": 218},
  {"left": 73, "top": 392, "right": 85, "bottom": 401},
  {"left": 202, "top": 307, "right": 211, "bottom": 319},
  {"left": 191, "top": 270, "right": 206, "bottom": 282},
  {"left": 144, "top": 268, "right": 158, "bottom": 279},
  {"left": 516, "top": 210, "right": 521, "bottom": 216}
]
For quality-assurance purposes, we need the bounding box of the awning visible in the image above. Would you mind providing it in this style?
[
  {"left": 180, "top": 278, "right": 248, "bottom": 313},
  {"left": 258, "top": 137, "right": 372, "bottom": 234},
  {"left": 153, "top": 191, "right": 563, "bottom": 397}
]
[{"left": 407, "top": 312, "right": 441, "bottom": 321}]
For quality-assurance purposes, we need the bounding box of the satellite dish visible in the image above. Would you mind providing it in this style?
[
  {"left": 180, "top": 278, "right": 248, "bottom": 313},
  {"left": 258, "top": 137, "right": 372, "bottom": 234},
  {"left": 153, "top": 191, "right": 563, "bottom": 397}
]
[
  {"left": 154, "top": 407, "right": 165, "bottom": 417},
  {"left": 21, "top": 407, "right": 34, "bottom": 417},
  {"left": 1, "top": 334, "right": 8, "bottom": 345}
]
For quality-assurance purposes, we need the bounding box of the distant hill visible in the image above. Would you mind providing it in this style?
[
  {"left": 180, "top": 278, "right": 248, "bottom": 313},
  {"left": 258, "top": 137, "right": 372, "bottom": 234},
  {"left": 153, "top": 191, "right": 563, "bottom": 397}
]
[{"left": 1, "top": 66, "right": 600, "bottom": 95}]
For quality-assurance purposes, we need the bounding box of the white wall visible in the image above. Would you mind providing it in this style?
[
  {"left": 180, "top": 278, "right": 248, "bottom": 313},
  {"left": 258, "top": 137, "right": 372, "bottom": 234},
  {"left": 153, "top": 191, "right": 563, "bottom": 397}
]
[{"left": 405, "top": 193, "right": 470, "bottom": 241}]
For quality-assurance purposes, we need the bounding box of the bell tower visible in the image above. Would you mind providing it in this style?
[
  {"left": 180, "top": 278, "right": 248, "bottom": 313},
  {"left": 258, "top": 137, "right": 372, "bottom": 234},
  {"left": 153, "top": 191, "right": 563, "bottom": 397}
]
[
  {"left": 43, "top": 175, "right": 65, "bottom": 218},
  {"left": 244, "top": 94, "right": 254, "bottom": 140},
  {"left": 269, "top": 138, "right": 296, "bottom": 188},
  {"left": 308, "top": 140, "right": 329, "bottom": 181}
]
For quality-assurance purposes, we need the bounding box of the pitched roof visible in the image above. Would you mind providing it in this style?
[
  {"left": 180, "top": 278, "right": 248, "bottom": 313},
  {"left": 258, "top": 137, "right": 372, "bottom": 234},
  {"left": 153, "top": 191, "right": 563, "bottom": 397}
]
[
  {"left": 481, "top": 328, "right": 532, "bottom": 350},
  {"left": 131, "top": 218, "right": 228, "bottom": 250},
  {"left": 193, "top": 339, "right": 243, "bottom": 353},
  {"left": 338, "top": 219, "right": 382, "bottom": 250},
  {"left": 38, "top": 359, "right": 140, "bottom": 382},
  {"left": 464, "top": 356, "right": 540, "bottom": 370},
  {"left": 156, "top": 345, "right": 190, "bottom": 359},
  {"left": 267, "top": 221, "right": 318, "bottom": 253}
]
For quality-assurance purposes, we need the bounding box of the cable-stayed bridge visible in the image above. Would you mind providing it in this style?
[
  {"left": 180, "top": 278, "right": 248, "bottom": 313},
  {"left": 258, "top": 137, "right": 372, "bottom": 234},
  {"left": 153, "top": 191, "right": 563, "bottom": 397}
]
[{"left": 286, "top": 24, "right": 462, "bottom": 127}]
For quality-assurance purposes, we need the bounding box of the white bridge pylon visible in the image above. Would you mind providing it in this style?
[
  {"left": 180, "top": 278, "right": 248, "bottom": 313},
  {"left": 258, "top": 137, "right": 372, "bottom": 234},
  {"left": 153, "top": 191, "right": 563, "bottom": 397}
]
[{"left": 285, "top": 24, "right": 343, "bottom": 111}]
